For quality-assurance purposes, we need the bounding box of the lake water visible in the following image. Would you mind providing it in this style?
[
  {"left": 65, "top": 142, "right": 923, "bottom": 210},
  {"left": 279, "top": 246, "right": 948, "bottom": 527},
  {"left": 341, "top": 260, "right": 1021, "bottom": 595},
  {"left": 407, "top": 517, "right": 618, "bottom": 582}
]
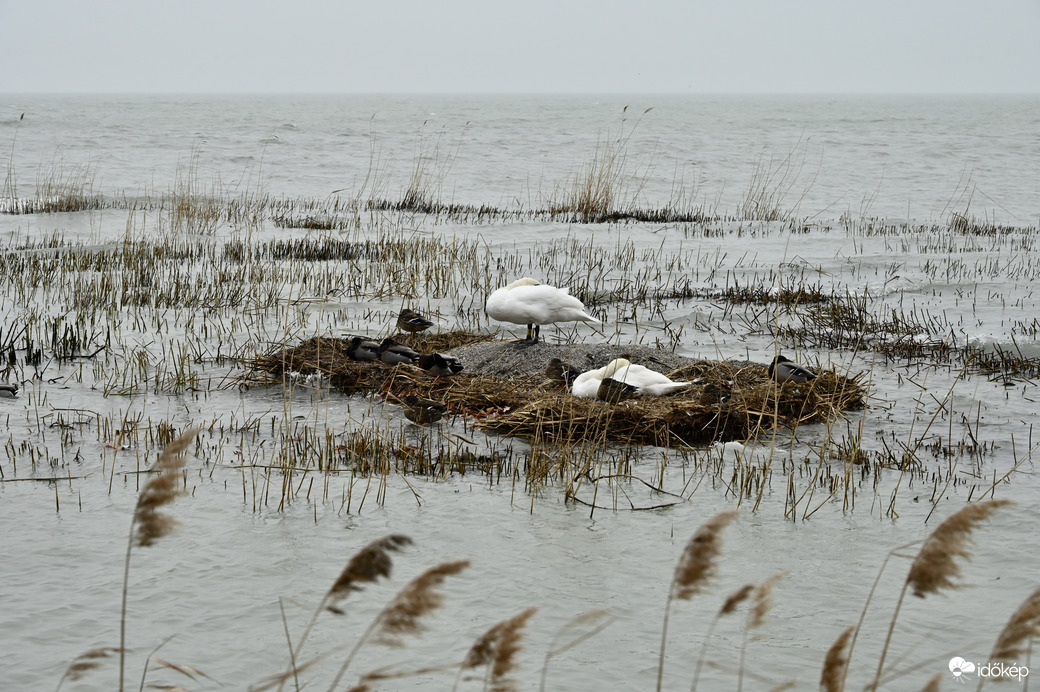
[{"left": 1, "top": 94, "right": 1039, "bottom": 691}]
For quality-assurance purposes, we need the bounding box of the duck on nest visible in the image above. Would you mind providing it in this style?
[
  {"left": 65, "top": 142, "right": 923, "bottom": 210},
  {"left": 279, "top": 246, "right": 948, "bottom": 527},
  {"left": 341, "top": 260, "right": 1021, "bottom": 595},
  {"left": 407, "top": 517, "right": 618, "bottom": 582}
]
[
  {"left": 571, "top": 358, "right": 691, "bottom": 399},
  {"left": 378, "top": 337, "right": 420, "bottom": 365},
  {"left": 545, "top": 357, "right": 581, "bottom": 388},
  {"left": 768, "top": 355, "right": 818, "bottom": 384},
  {"left": 485, "top": 277, "right": 599, "bottom": 345},
  {"left": 597, "top": 376, "right": 640, "bottom": 403},
  {"left": 396, "top": 308, "right": 435, "bottom": 334},
  {"left": 346, "top": 336, "right": 380, "bottom": 361},
  {"left": 417, "top": 352, "right": 464, "bottom": 377},
  {"left": 401, "top": 395, "right": 448, "bottom": 425},
  {"left": 0, "top": 383, "right": 18, "bottom": 398}
]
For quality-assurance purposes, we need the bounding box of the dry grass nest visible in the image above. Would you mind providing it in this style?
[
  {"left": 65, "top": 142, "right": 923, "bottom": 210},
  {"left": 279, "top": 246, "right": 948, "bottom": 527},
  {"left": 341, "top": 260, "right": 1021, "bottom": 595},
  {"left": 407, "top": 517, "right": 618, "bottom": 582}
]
[{"left": 248, "top": 333, "right": 867, "bottom": 448}]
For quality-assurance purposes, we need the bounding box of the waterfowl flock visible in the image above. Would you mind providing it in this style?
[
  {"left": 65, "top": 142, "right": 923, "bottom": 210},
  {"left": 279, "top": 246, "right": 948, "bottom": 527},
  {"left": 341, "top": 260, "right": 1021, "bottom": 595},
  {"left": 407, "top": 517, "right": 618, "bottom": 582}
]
[{"left": 333, "top": 293, "right": 822, "bottom": 427}]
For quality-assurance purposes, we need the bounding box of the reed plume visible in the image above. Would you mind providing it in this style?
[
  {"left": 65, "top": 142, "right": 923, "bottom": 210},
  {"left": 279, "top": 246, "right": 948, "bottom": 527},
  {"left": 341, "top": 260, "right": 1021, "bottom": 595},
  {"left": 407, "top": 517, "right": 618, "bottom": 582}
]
[
  {"left": 133, "top": 428, "right": 197, "bottom": 547},
  {"left": 278, "top": 534, "right": 413, "bottom": 692},
  {"left": 326, "top": 559, "right": 470, "bottom": 691},
  {"left": 57, "top": 647, "right": 120, "bottom": 690},
  {"left": 988, "top": 585, "right": 1040, "bottom": 665},
  {"left": 819, "top": 626, "right": 854, "bottom": 692},
  {"left": 119, "top": 427, "right": 198, "bottom": 692},
  {"left": 657, "top": 509, "right": 738, "bottom": 692},
  {"left": 739, "top": 572, "right": 785, "bottom": 692},
  {"left": 691, "top": 584, "right": 755, "bottom": 691},
  {"left": 906, "top": 499, "right": 1012, "bottom": 597},
  {"left": 453, "top": 606, "right": 538, "bottom": 692},
  {"left": 870, "top": 499, "right": 1012, "bottom": 691},
  {"left": 326, "top": 534, "right": 414, "bottom": 613}
]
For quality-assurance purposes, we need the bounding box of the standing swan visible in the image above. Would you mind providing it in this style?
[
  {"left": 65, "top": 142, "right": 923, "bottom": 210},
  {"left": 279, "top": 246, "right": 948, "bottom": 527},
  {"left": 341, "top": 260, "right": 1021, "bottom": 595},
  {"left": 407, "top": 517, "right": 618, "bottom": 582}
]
[{"left": 485, "top": 278, "right": 599, "bottom": 345}]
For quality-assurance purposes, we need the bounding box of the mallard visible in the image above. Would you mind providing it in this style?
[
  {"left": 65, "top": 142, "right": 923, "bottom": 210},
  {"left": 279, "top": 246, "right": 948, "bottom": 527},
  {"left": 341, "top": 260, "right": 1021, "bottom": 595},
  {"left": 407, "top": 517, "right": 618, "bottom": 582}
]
[
  {"left": 571, "top": 358, "right": 691, "bottom": 399},
  {"left": 397, "top": 308, "right": 434, "bottom": 334},
  {"left": 597, "top": 376, "right": 640, "bottom": 403},
  {"left": 346, "top": 336, "right": 380, "bottom": 361},
  {"left": 0, "top": 383, "right": 18, "bottom": 398},
  {"left": 545, "top": 357, "right": 581, "bottom": 387},
  {"left": 378, "top": 337, "right": 419, "bottom": 365},
  {"left": 401, "top": 395, "right": 447, "bottom": 425},
  {"left": 485, "top": 278, "right": 598, "bottom": 344},
  {"left": 417, "top": 352, "right": 464, "bottom": 376},
  {"left": 768, "top": 355, "right": 817, "bottom": 384}
]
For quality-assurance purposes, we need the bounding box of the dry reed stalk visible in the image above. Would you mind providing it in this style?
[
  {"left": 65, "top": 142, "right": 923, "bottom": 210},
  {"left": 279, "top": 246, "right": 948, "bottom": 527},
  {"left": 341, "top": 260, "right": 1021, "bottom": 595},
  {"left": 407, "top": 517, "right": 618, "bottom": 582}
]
[
  {"left": 691, "top": 584, "right": 755, "bottom": 691},
  {"left": 452, "top": 607, "right": 538, "bottom": 692},
  {"left": 540, "top": 610, "right": 615, "bottom": 692},
  {"left": 119, "top": 427, "right": 198, "bottom": 692},
  {"left": 819, "top": 626, "right": 854, "bottom": 692},
  {"left": 657, "top": 509, "right": 739, "bottom": 692},
  {"left": 989, "top": 585, "right": 1040, "bottom": 664},
  {"left": 325, "top": 560, "right": 471, "bottom": 691},
  {"left": 870, "top": 499, "right": 1013, "bottom": 691}
]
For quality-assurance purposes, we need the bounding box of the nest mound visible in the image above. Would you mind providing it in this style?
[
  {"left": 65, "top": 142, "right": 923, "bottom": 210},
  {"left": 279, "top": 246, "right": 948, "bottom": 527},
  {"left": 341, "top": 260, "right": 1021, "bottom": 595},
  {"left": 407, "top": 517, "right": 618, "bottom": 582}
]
[{"left": 248, "top": 333, "right": 867, "bottom": 447}]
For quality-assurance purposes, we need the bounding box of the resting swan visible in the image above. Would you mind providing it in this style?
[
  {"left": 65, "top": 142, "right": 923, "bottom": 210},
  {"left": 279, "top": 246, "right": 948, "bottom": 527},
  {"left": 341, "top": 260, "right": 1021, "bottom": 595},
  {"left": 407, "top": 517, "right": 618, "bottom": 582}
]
[
  {"left": 485, "top": 278, "right": 598, "bottom": 344},
  {"left": 571, "top": 358, "right": 691, "bottom": 399}
]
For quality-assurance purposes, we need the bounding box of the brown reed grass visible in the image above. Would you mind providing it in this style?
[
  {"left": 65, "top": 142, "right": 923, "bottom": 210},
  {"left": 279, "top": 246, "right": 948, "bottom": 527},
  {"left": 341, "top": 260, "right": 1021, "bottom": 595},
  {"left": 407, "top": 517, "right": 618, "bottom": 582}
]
[
  {"left": 373, "top": 559, "right": 471, "bottom": 645},
  {"left": 869, "top": 499, "right": 1013, "bottom": 691},
  {"left": 657, "top": 509, "right": 739, "bottom": 692},
  {"left": 906, "top": 499, "right": 1012, "bottom": 598},
  {"left": 739, "top": 572, "right": 786, "bottom": 692},
  {"left": 277, "top": 534, "right": 413, "bottom": 692},
  {"left": 132, "top": 428, "right": 198, "bottom": 547},
  {"left": 988, "top": 585, "right": 1040, "bottom": 665},
  {"left": 454, "top": 607, "right": 538, "bottom": 692},
  {"left": 327, "top": 559, "right": 471, "bottom": 690},
  {"left": 118, "top": 427, "right": 198, "bottom": 692},
  {"left": 691, "top": 583, "right": 756, "bottom": 691},
  {"left": 57, "top": 647, "right": 120, "bottom": 690},
  {"left": 326, "top": 534, "right": 415, "bottom": 613},
  {"left": 819, "top": 626, "right": 854, "bottom": 692}
]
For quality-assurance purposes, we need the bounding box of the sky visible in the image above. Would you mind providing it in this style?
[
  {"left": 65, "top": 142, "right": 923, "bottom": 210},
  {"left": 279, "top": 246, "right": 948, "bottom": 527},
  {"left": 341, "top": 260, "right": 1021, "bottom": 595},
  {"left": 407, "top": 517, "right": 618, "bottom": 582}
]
[{"left": 1, "top": 0, "right": 1038, "bottom": 94}]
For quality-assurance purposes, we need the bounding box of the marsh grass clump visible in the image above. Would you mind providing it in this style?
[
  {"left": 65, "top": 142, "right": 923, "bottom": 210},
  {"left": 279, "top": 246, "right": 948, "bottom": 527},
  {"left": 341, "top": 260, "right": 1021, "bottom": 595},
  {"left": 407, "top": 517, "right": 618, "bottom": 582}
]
[
  {"left": 546, "top": 106, "right": 657, "bottom": 223},
  {"left": 1, "top": 158, "right": 105, "bottom": 214}
]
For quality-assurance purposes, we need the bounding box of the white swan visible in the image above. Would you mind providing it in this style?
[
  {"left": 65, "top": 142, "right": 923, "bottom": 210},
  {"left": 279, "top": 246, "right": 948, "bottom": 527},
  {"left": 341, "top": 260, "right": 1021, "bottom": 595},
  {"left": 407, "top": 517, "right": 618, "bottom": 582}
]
[
  {"left": 571, "top": 358, "right": 691, "bottom": 399},
  {"left": 485, "top": 278, "right": 598, "bottom": 344}
]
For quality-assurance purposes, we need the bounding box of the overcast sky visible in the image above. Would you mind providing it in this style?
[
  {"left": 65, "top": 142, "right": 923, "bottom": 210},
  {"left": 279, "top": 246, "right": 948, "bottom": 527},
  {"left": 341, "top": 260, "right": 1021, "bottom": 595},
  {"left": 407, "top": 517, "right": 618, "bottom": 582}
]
[{"left": 1, "top": 0, "right": 1038, "bottom": 94}]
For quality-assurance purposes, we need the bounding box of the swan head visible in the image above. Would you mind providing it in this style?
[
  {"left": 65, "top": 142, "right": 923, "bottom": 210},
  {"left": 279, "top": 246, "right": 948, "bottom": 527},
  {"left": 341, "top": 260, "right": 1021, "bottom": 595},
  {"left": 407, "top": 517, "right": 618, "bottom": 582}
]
[
  {"left": 504, "top": 277, "right": 541, "bottom": 290},
  {"left": 603, "top": 358, "right": 631, "bottom": 377}
]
